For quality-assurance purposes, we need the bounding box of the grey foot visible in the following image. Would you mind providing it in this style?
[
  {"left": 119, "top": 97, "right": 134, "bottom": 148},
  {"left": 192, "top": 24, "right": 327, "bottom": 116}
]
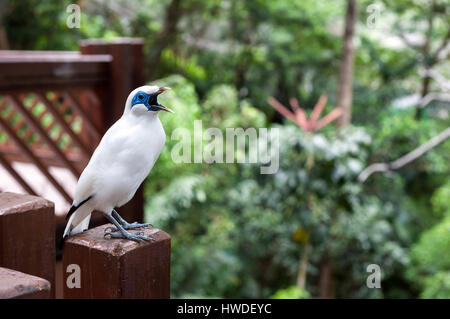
[
  {"left": 107, "top": 222, "right": 152, "bottom": 232},
  {"left": 104, "top": 229, "right": 154, "bottom": 242}
]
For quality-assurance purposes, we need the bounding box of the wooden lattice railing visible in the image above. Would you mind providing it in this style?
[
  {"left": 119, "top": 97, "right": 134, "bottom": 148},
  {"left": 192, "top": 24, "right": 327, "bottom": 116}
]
[
  {"left": 0, "top": 89, "right": 102, "bottom": 202},
  {"left": 0, "top": 39, "right": 146, "bottom": 230}
]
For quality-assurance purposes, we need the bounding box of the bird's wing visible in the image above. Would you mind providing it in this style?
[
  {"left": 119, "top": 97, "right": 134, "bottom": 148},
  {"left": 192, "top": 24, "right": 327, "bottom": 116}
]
[
  {"left": 63, "top": 202, "right": 93, "bottom": 238},
  {"left": 63, "top": 116, "right": 146, "bottom": 238},
  {"left": 62, "top": 119, "right": 125, "bottom": 237},
  {"left": 63, "top": 170, "right": 97, "bottom": 238},
  {"left": 65, "top": 194, "right": 94, "bottom": 221}
]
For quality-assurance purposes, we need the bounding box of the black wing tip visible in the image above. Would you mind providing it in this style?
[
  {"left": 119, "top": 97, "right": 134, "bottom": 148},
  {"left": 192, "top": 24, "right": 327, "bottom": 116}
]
[
  {"left": 65, "top": 205, "right": 77, "bottom": 221},
  {"left": 65, "top": 195, "right": 94, "bottom": 221},
  {"left": 57, "top": 231, "right": 69, "bottom": 251},
  {"left": 58, "top": 236, "right": 66, "bottom": 251}
]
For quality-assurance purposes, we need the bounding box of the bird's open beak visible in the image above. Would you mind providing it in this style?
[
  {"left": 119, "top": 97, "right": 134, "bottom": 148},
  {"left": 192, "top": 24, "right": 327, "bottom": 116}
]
[{"left": 155, "top": 87, "right": 174, "bottom": 113}]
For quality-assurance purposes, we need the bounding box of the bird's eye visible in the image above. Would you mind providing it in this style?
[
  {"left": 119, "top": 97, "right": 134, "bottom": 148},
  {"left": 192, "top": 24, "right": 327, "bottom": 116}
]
[{"left": 138, "top": 94, "right": 144, "bottom": 100}]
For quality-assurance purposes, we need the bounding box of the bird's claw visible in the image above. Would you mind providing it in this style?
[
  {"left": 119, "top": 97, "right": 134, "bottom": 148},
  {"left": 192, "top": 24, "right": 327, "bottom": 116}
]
[
  {"left": 104, "top": 231, "right": 154, "bottom": 242},
  {"left": 105, "top": 222, "right": 152, "bottom": 233},
  {"left": 104, "top": 226, "right": 115, "bottom": 233},
  {"left": 126, "top": 221, "right": 153, "bottom": 229}
]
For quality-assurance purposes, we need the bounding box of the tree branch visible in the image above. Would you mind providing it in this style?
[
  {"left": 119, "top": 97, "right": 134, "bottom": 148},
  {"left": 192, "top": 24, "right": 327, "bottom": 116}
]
[
  {"left": 397, "top": 32, "right": 422, "bottom": 50},
  {"left": 420, "top": 68, "right": 450, "bottom": 91},
  {"left": 432, "top": 28, "right": 450, "bottom": 61},
  {"left": 358, "top": 127, "right": 450, "bottom": 182},
  {"left": 419, "top": 93, "right": 450, "bottom": 108}
]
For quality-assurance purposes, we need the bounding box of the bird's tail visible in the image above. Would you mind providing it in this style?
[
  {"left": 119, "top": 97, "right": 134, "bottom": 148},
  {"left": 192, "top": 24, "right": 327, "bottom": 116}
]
[
  {"left": 62, "top": 205, "right": 93, "bottom": 239},
  {"left": 59, "top": 211, "right": 92, "bottom": 251}
]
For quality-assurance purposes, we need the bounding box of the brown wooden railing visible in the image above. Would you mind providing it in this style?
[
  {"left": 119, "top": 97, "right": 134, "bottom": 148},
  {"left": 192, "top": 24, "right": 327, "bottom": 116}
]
[
  {"left": 0, "top": 192, "right": 170, "bottom": 299},
  {"left": 0, "top": 38, "right": 146, "bottom": 231}
]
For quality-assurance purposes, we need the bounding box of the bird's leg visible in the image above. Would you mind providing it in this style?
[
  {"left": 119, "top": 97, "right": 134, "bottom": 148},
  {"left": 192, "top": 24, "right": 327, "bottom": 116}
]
[
  {"left": 107, "top": 209, "right": 152, "bottom": 231},
  {"left": 103, "top": 212, "right": 154, "bottom": 242}
]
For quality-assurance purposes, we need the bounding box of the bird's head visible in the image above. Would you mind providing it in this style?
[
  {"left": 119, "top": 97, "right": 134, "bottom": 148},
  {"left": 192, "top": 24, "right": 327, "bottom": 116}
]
[{"left": 125, "top": 85, "right": 174, "bottom": 115}]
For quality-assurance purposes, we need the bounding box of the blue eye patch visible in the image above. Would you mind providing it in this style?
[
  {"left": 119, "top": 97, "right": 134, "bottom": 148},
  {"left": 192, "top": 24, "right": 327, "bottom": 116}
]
[
  {"left": 131, "top": 90, "right": 164, "bottom": 112},
  {"left": 131, "top": 91, "right": 150, "bottom": 109}
]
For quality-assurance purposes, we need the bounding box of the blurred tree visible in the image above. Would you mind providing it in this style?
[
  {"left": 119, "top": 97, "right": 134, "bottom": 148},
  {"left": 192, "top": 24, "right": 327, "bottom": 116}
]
[
  {"left": 408, "top": 216, "right": 450, "bottom": 298},
  {"left": 147, "top": 83, "right": 411, "bottom": 297},
  {"left": 379, "top": 0, "right": 450, "bottom": 119},
  {"left": 1, "top": 0, "right": 449, "bottom": 299},
  {"left": 2, "top": 0, "right": 77, "bottom": 50},
  {"left": 337, "top": 0, "right": 357, "bottom": 128}
]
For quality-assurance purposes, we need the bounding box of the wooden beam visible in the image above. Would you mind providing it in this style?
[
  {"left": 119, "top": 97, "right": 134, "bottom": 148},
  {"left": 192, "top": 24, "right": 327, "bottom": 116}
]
[
  {"left": 0, "top": 116, "right": 73, "bottom": 203},
  {"left": 63, "top": 224, "right": 170, "bottom": 298},
  {"left": 0, "top": 267, "right": 51, "bottom": 299},
  {"left": 64, "top": 90, "right": 102, "bottom": 141},
  {"left": 0, "top": 51, "right": 112, "bottom": 91},
  {"left": 79, "top": 38, "right": 145, "bottom": 224},
  {"left": 0, "top": 153, "right": 38, "bottom": 195},
  {"left": 35, "top": 92, "right": 91, "bottom": 160},
  {"left": 7, "top": 94, "right": 82, "bottom": 177},
  {"left": 0, "top": 192, "right": 55, "bottom": 298},
  {"left": 0, "top": 143, "right": 85, "bottom": 169}
]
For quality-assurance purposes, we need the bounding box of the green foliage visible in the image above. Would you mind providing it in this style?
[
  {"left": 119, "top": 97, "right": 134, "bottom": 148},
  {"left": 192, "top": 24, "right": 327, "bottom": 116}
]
[
  {"left": 408, "top": 217, "right": 450, "bottom": 298},
  {"left": 421, "top": 272, "right": 450, "bottom": 299},
  {"left": 431, "top": 181, "right": 450, "bottom": 218},
  {"left": 272, "top": 286, "right": 309, "bottom": 299},
  {"left": 147, "top": 97, "right": 410, "bottom": 297},
  {"left": 3, "top": 0, "right": 77, "bottom": 50},
  {"left": 202, "top": 85, "right": 266, "bottom": 129},
  {"left": 140, "top": 73, "right": 447, "bottom": 298},
  {"left": 3, "top": 0, "right": 449, "bottom": 299},
  {"left": 144, "top": 75, "right": 202, "bottom": 195},
  {"left": 372, "top": 109, "right": 450, "bottom": 170}
]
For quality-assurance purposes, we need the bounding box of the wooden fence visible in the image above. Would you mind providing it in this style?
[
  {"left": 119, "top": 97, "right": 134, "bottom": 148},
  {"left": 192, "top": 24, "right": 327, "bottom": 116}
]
[
  {"left": 0, "top": 38, "right": 146, "bottom": 236},
  {"left": 0, "top": 192, "right": 170, "bottom": 299}
]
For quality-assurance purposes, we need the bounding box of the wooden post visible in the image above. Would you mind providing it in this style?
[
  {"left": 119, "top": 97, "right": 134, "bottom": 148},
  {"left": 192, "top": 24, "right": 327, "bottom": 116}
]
[
  {"left": 0, "top": 267, "right": 51, "bottom": 299},
  {"left": 0, "top": 192, "right": 55, "bottom": 297},
  {"left": 79, "top": 38, "right": 145, "bottom": 127},
  {"left": 62, "top": 223, "right": 170, "bottom": 299},
  {"left": 79, "top": 38, "right": 145, "bottom": 224}
]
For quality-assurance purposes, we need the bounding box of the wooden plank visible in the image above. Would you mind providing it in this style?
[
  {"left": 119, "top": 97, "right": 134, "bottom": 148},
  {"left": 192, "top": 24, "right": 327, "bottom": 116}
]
[
  {"left": 62, "top": 223, "right": 170, "bottom": 299},
  {"left": 0, "top": 153, "right": 38, "bottom": 195},
  {"left": 35, "top": 92, "right": 91, "bottom": 160},
  {"left": 0, "top": 143, "right": 85, "bottom": 169},
  {"left": 0, "top": 116, "right": 73, "bottom": 203},
  {"left": 7, "top": 94, "right": 81, "bottom": 177},
  {"left": 64, "top": 90, "right": 102, "bottom": 142},
  {"left": 109, "top": 40, "right": 145, "bottom": 223},
  {"left": 79, "top": 39, "right": 145, "bottom": 223},
  {"left": 0, "top": 62, "right": 110, "bottom": 84},
  {"left": 0, "top": 50, "right": 112, "bottom": 91},
  {"left": 0, "top": 78, "right": 109, "bottom": 92},
  {"left": 0, "top": 267, "right": 51, "bottom": 299},
  {"left": 0, "top": 50, "right": 110, "bottom": 62},
  {"left": 0, "top": 192, "right": 55, "bottom": 298}
]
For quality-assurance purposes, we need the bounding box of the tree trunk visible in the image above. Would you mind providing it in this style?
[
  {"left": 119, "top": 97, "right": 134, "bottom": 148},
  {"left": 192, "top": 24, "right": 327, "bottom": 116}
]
[
  {"left": 319, "top": 254, "right": 334, "bottom": 298},
  {"left": 0, "top": 0, "right": 10, "bottom": 50},
  {"left": 415, "top": 0, "right": 435, "bottom": 120},
  {"left": 296, "top": 240, "right": 309, "bottom": 290},
  {"left": 147, "top": 0, "right": 183, "bottom": 80},
  {"left": 337, "top": 0, "right": 357, "bottom": 127},
  {"left": 416, "top": 75, "right": 431, "bottom": 119},
  {"left": 0, "top": 26, "right": 9, "bottom": 49}
]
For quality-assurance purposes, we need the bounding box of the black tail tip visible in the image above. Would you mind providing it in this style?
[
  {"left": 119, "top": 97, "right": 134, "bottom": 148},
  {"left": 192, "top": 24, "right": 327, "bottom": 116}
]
[{"left": 58, "top": 235, "right": 67, "bottom": 252}]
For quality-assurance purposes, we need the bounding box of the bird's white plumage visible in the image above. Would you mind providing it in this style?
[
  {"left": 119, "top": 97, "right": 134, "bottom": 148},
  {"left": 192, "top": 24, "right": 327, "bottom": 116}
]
[{"left": 63, "top": 86, "right": 167, "bottom": 238}]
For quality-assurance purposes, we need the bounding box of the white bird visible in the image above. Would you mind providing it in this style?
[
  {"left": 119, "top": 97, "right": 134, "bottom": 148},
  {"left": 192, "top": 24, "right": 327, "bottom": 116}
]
[{"left": 62, "top": 85, "right": 173, "bottom": 242}]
